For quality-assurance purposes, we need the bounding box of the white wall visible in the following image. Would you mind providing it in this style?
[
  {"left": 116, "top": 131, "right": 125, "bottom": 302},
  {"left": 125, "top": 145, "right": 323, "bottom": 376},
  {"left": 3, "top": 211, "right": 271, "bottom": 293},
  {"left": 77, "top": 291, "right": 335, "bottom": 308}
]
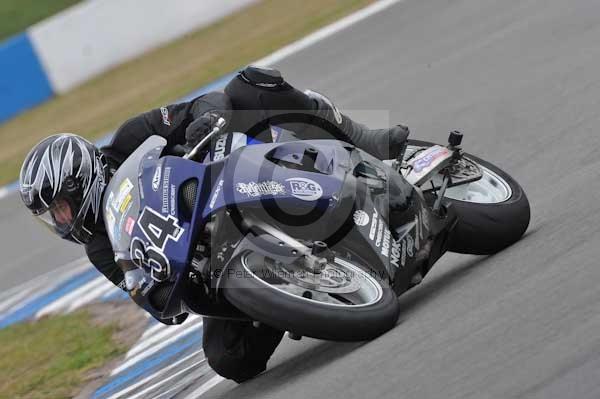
[{"left": 28, "top": 0, "right": 257, "bottom": 94}]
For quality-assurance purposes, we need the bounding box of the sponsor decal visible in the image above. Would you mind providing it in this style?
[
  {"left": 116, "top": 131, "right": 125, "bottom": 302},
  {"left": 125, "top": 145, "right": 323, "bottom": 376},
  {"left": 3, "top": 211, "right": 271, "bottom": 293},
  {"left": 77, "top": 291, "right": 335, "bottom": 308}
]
[
  {"left": 213, "top": 134, "right": 228, "bottom": 161},
  {"left": 369, "top": 209, "right": 378, "bottom": 240},
  {"left": 161, "top": 167, "right": 171, "bottom": 214},
  {"left": 125, "top": 217, "right": 136, "bottom": 235},
  {"left": 287, "top": 178, "right": 323, "bottom": 201},
  {"left": 119, "top": 194, "right": 132, "bottom": 213},
  {"left": 375, "top": 219, "right": 384, "bottom": 247},
  {"left": 413, "top": 147, "right": 450, "bottom": 173},
  {"left": 209, "top": 179, "right": 224, "bottom": 209},
  {"left": 160, "top": 106, "right": 171, "bottom": 126},
  {"left": 236, "top": 181, "right": 286, "bottom": 198},
  {"left": 112, "top": 179, "right": 133, "bottom": 213},
  {"left": 390, "top": 222, "right": 418, "bottom": 268},
  {"left": 170, "top": 184, "right": 177, "bottom": 216},
  {"left": 152, "top": 166, "right": 161, "bottom": 191},
  {"left": 364, "top": 207, "right": 392, "bottom": 257},
  {"left": 353, "top": 210, "right": 370, "bottom": 226},
  {"left": 381, "top": 228, "right": 391, "bottom": 257},
  {"left": 390, "top": 239, "right": 402, "bottom": 268}
]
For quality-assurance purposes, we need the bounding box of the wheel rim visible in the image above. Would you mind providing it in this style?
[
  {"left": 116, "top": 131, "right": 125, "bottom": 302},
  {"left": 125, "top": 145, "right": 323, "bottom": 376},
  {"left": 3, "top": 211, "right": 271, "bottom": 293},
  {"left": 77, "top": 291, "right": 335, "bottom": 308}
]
[
  {"left": 444, "top": 165, "right": 513, "bottom": 203},
  {"left": 403, "top": 145, "right": 513, "bottom": 204},
  {"left": 240, "top": 252, "right": 383, "bottom": 308}
]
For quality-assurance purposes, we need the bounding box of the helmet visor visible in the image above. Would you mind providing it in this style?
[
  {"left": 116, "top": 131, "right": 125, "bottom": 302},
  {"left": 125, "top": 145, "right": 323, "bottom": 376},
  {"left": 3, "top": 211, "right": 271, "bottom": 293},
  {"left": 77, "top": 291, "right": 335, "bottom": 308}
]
[{"left": 35, "top": 197, "right": 76, "bottom": 236}]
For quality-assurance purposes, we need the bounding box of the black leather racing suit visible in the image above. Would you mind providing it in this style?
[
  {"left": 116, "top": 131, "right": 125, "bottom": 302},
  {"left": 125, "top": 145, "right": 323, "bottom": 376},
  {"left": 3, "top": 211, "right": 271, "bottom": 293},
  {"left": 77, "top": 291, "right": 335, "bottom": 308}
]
[{"left": 84, "top": 67, "right": 408, "bottom": 383}]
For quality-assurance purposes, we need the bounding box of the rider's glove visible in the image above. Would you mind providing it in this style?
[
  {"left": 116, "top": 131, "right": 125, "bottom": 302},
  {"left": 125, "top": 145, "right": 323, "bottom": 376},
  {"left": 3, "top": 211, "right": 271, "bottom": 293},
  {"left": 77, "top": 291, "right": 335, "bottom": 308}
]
[
  {"left": 185, "top": 111, "right": 223, "bottom": 147},
  {"left": 124, "top": 268, "right": 148, "bottom": 293}
]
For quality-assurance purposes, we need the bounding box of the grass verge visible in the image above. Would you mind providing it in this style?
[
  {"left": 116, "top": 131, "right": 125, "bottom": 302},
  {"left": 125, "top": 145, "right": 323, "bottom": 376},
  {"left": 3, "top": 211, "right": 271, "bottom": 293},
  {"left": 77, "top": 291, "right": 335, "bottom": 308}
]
[
  {"left": 0, "top": 0, "right": 81, "bottom": 41},
  {"left": 0, "top": 311, "right": 124, "bottom": 399},
  {"left": 0, "top": 0, "right": 374, "bottom": 186}
]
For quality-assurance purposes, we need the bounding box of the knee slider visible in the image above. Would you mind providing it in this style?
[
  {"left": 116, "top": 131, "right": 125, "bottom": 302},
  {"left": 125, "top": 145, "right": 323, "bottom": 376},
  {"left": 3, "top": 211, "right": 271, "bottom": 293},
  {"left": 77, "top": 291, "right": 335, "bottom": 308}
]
[{"left": 206, "top": 353, "right": 266, "bottom": 383}]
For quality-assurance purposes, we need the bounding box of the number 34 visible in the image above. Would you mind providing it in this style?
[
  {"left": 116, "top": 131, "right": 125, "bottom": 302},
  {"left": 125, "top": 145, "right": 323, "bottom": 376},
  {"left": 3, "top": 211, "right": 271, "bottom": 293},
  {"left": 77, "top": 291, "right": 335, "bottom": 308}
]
[{"left": 130, "top": 207, "right": 184, "bottom": 282}]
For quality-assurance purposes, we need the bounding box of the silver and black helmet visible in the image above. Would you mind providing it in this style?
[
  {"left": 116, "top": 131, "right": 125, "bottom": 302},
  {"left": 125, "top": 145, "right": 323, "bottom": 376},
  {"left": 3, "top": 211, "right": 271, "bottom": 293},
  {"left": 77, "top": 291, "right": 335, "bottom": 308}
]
[{"left": 19, "top": 134, "right": 107, "bottom": 244}]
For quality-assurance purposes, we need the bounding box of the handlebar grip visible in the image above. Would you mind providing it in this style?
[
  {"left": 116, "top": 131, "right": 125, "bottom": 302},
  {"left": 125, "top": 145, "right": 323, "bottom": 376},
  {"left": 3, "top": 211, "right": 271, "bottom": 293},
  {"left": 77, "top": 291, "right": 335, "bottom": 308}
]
[{"left": 184, "top": 117, "right": 226, "bottom": 161}]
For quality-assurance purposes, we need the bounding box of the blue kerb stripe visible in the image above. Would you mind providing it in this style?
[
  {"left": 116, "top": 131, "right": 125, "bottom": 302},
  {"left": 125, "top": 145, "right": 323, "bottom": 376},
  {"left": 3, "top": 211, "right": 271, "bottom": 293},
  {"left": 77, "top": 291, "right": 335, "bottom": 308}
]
[
  {"left": 0, "top": 33, "right": 54, "bottom": 123},
  {"left": 93, "top": 328, "right": 202, "bottom": 398},
  {"left": 101, "top": 288, "right": 129, "bottom": 302},
  {"left": 0, "top": 268, "right": 97, "bottom": 329}
]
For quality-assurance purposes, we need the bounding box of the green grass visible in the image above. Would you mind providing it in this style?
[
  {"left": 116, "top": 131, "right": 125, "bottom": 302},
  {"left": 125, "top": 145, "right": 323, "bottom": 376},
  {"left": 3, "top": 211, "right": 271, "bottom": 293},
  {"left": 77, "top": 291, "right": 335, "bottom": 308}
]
[
  {"left": 0, "top": 311, "right": 124, "bottom": 399},
  {"left": 0, "top": 0, "right": 81, "bottom": 41},
  {"left": 0, "top": 0, "right": 374, "bottom": 185}
]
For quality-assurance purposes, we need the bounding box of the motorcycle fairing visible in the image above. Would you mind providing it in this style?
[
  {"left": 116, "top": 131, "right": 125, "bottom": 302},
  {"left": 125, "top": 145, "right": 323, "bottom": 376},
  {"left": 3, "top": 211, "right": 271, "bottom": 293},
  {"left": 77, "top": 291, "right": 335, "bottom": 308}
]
[{"left": 104, "top": 135, "right": 448, "bottom": 319}]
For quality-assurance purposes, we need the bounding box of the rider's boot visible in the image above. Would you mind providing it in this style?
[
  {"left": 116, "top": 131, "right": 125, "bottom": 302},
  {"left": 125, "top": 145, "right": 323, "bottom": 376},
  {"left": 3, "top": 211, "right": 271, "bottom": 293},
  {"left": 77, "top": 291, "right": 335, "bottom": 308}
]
[{"left": 305, "top": 90, "right": 409, "bottom": 160}]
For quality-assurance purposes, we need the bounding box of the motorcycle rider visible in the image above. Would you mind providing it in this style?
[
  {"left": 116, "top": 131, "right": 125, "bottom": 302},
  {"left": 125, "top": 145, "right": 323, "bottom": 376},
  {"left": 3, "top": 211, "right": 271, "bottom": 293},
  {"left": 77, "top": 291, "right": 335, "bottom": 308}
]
[{"left": 18, "top": 66, "right": 409, "bottom": 382}]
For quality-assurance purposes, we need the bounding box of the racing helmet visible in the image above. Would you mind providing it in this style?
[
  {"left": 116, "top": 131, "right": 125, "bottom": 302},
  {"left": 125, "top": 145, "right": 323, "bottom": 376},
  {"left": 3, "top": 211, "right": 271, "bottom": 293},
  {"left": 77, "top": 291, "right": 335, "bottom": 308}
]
[{"left": 19, "top": 134, "right": 108, "bottom": 244}]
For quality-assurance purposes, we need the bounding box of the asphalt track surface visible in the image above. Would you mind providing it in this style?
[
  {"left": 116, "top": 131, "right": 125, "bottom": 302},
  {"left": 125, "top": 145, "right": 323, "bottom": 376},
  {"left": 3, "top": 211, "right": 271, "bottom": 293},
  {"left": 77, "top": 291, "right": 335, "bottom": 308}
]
[{"left": 3, "top": 0, "right": 600, "bottom": 397}]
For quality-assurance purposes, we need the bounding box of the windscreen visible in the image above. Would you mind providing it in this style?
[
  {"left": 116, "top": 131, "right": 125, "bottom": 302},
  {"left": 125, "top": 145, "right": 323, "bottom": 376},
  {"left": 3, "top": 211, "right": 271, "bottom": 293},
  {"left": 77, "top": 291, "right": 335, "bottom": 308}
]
[{"left": 102, "top": 136, "right": 167, "bottom": 259}]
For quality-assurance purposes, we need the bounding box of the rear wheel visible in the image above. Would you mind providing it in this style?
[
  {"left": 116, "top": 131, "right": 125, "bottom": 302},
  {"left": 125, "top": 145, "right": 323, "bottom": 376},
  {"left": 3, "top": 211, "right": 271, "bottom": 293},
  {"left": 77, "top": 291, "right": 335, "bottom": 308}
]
[
  {"left": 407, "top": 140, "right": 530, "bottom": 255},
  {"left": 221, "top": 250, "right": 399, "bottom": 341}
]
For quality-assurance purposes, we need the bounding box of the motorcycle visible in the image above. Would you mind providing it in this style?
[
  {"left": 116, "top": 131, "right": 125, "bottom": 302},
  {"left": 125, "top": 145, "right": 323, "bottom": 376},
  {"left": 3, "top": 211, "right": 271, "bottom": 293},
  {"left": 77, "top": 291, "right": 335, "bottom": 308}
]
[{"left": 103, "top": 119, "right": 530, "bottom": 341}]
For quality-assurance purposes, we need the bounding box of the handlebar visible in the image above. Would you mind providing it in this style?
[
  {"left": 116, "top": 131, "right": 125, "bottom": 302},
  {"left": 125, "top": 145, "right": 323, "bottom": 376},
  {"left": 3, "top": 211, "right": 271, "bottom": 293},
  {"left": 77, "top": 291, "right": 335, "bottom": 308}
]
[{"left": 183, "top": 117, "right": 227, "bottom": 161}]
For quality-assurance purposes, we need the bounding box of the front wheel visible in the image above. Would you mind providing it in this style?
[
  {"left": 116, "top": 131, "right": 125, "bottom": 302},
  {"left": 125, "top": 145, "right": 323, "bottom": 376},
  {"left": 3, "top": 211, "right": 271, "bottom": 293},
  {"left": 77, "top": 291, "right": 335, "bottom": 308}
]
[
  {"left": 221, "top": 251, "right": 399, "bottom": 341},
  {"left": 407, "top": 140, "right": 530, "bottom": 255}
]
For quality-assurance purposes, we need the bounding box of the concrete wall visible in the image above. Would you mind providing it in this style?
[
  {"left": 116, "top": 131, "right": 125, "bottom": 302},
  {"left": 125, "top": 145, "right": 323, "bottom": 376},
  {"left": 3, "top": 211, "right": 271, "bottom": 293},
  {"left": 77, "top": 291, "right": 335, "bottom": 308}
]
[{"left": 0, "top": 0, "right": 257, "bottom": 123}]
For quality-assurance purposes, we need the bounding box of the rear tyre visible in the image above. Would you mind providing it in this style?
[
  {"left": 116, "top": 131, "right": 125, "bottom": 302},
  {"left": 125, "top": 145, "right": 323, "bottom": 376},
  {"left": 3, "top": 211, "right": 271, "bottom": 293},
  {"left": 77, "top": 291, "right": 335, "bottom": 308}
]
[{"left": 408, "top": 140, "right": 530, "bottom": 255}]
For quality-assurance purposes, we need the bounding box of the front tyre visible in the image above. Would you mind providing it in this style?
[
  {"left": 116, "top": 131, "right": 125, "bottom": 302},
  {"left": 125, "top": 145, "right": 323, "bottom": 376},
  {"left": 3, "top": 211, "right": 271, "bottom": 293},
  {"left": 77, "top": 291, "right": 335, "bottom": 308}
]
[
  {"left": 221, "top": 251, "right": 399, "bottom": 341},
  {"left": 408, "top": 140, "right": 530, "bottom": 255}
]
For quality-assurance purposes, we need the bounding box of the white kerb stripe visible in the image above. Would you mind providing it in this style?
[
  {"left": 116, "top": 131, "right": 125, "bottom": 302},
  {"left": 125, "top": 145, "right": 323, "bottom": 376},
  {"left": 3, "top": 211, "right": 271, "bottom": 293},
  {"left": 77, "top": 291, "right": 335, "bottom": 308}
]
[
  {"left": 183, "top": 375, "right": 225, "bottom": 399},
  {"left": 35, "top": 276, "right": 107, "bottom": 318},
  {"left": 125, "top": 317, "right": 199, "bottom": 359},
  {"left": 104, "top": 350, "right": 203, "bottom": 399},
  {"left": 2, "top": 259, "right": 92, "bottom": 319},
  {"left": 0, "top": 285, "right": 42, "bottom": 316},
  {"left": 129, "top": 314, "right": 201, "bottom": 355},
  {"left": 152, "top": 372, "right": 206, "bottom": 399},
  {"left": 110, "top": 318, "right": 203, "bottom": 376},
  {"left": 0, "top": 256, "right": 90, "bottom": 305},
  {"left": 66, "top": 279, "right": 118, "bottom": 312},
  {"left": 126, "top": 360, "right": 207, "bottom": 399},
  {"left": 138, "top": 320, "right": 169, "bottom": 341}
]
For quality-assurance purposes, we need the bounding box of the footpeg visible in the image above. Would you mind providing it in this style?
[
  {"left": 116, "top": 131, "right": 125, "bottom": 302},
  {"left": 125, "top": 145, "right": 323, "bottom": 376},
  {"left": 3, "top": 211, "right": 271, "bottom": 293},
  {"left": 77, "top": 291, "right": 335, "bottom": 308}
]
[{"left": 448, "top": 131, "right": 463, "bottom": 148}]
